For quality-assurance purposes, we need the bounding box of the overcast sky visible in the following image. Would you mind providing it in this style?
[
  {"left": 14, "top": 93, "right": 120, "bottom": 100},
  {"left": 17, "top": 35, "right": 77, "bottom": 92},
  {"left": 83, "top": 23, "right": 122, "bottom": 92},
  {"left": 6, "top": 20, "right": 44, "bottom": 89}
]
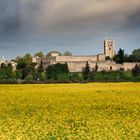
[{"left": 0, "top": 0, "right": 140, "bottom": 59}]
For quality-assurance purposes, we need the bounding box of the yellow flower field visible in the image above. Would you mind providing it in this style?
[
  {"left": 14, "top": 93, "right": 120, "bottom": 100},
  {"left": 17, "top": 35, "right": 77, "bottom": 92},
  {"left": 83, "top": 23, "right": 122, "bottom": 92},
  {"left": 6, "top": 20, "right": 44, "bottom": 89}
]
[{"left": 0, "top": 83, "right": 140, "bottom": 139}]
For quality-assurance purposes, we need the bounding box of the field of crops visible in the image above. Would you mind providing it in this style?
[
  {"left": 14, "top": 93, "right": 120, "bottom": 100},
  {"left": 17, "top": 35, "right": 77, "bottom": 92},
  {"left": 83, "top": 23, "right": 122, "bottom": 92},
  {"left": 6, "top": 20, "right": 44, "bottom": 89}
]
[{"left": 0, "top": 83, "right": 140, "bottom": 139}]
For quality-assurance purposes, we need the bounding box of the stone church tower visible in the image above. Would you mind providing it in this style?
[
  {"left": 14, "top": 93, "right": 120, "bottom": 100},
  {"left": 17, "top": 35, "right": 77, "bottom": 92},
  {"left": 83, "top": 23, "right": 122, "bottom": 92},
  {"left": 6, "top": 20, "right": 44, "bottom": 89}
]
[{"left": 104, "top": 39, "right": 116, "bottom": 59}]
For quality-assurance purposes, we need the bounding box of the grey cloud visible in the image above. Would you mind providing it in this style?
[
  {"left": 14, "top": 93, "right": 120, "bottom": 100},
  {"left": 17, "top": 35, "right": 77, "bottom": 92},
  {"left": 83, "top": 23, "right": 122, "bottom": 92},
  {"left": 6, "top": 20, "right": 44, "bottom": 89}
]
[
  {"left": 1, "top": 0, "right": 140, "bottom": 60},
  {"left": 0, "top": 0, "right": 20, "bottom": 34},
  {"left": 0, "top": 0, "right": 140, "bottom": 38},
  {"left": 17, "top": 0, "right": 140, "bottom": 36},
  {"left": 123, "top": 9, "right": 140, "bottom": 30}
]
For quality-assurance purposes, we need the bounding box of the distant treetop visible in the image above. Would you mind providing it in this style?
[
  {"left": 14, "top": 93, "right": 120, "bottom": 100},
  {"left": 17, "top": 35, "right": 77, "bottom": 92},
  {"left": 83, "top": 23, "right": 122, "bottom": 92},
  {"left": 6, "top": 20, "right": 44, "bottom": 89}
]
[
  {"left": 63, "top": 51, "right": 72, "bottom": 56},
  {"left": 34, "top": 51, "right": 44, "bottom": 57},
  {"left": 46, "top": 51, "right": 62, "bottom": 56}
]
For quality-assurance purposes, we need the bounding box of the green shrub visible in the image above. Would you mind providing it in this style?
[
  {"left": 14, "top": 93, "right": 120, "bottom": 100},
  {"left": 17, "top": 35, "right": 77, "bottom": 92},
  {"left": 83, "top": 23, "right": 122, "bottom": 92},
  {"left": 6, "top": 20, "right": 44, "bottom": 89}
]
[
  {"left": 41, "top": 72, "right": 46, "bottom": 81},
  {"left": 57, "top": 73, "right": 69, "bottom": 82},
  {"left": 69, "top": 73, "right": 82, "bottom": 82}
]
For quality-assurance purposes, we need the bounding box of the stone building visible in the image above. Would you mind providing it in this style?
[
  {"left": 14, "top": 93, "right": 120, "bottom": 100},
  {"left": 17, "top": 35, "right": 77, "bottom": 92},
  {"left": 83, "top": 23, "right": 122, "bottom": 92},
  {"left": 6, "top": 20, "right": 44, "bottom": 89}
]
[
  {"left": 0, "top": 58, "right": 17, "bottom": 71},
  {"left": 32, "top": 39, "right": 139, "bottom": 72}
]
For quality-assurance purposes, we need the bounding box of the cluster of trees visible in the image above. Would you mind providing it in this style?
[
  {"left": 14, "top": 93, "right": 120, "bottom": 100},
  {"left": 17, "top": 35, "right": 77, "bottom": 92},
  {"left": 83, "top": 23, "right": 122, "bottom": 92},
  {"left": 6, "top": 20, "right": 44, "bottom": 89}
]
[
  {"left": 113, "top": 49, "right": 140, "bottom": 64},
  {"left": 0, "top": 63, "right": 14, "bottom": 80},
  {"left": 14, "top": 51, "right": 72, "bottom": 81},
  {"left": 0, "top": 51, "right": 72, "bottom": 82},
  {"left": 0, "top": 50, "right": 72, "bottom": 83}
]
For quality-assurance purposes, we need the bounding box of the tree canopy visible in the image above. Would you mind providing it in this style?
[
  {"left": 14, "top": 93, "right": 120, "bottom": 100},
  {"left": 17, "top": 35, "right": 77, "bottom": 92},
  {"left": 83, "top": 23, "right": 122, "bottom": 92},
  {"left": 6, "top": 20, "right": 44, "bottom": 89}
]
[
  {"left": 23, "top": 53, "right": 32, "bottom": 64},
  {"left": 113, "top": 48, "right": 140, "bottom": 63},
  {"left": 63, "top": 51, "right": 72, "bottom": 56},
  {"left": 132, "top": 49, "right": 140, "bottom": 62},
  {"left": 46, "top": 63, "right": 69, "bottom": 80},
  {"left": 46, "top": 51, "right": 62, "bottom": 56},
  {"left": 113, "top": 49, "right": 125, "bottom": 64},
  {"left": 34, "top": 51, "right": 44, "bottom": 57}
]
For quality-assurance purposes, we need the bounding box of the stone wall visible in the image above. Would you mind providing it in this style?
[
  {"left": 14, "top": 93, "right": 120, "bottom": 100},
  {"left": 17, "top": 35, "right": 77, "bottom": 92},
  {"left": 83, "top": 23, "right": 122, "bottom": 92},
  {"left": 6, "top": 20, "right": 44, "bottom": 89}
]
[
  {"left": 57, "top": 61, "right": 115, "bottom": 72},
  {"left": 59, "top": 61, "right": 140, "bottom": 72},
  {"left": 56, "top": 55, "right": 98, "bottom": 62},
  {"left": 97, "top": 54, "right": 105, "bottom": 61},
  {"left": 32, "top": 55, "right": 140, "bottom": 72},
  {"left": 123, "top": 63, "right": 140, "bottom": 71}
]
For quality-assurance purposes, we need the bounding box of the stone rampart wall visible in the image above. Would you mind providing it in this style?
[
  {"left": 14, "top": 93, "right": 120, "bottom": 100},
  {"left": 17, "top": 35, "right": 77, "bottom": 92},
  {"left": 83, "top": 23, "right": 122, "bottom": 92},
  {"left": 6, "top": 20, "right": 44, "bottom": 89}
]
[
  {"left": 56, "top": 56, "right": 98, "bottom": 62},
  {"left": 33, "top": 56, "right": 140, "bottom": 72},
  {"left": 59, "top": 61, "right": 140, "bottom": 72}
]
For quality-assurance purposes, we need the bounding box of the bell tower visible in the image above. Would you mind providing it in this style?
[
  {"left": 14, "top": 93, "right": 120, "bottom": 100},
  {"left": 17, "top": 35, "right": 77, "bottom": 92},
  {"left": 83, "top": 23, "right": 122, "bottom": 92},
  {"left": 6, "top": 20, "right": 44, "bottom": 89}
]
[{"left": 104, "top": 39, "right": 115, "bottom": 59}]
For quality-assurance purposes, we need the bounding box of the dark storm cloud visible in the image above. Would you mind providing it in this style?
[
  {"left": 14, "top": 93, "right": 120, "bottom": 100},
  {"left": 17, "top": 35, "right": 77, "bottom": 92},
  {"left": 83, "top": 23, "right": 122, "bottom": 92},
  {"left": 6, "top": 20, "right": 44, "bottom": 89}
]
[
  {"left": 123, "top": 9, "right": 140, "bottom": 30},
  {"left": 0, "top": 0, "right": 140, "bottom": 37},
  {"left": 0, "top": 16, "right": 19, "bottom": 33},
  {"left": 0, "top": 0, "right": 20, "bottom": 35},
  {"left": 0, "top": 0, "right": 140, "bottom": 60},
  {"left": 19, "top": 0, "right": 140, "bottom": 37}
]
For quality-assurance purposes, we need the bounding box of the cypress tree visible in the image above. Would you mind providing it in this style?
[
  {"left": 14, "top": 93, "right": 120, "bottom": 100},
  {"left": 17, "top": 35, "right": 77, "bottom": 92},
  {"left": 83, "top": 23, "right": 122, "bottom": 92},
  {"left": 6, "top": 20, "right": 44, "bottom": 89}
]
[{"left": 83, "top": 61, "right": 90, "bottom": 80}]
